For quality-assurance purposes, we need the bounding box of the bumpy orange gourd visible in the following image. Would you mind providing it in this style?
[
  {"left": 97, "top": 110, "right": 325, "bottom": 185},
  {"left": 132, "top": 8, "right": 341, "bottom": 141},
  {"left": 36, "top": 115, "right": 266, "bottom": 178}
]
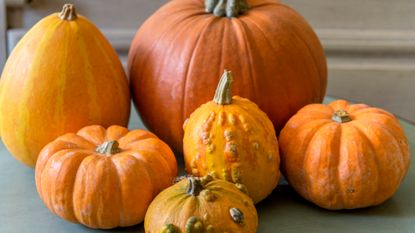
[
  {"left": 183, "top": 71, "right": 280, "bottom": 203},
  {"left": 0, "top": 4, "right": 130, "bottom": 167},
  {"left": 279, "top": 100, "right": 411, "bottom": 210},
  {"left": 128, "top": 0, "right": 327, "bottom": 153},
  {"left": 145, "top": 175, "right": 258, "bottom": 233},
  {"left": 35, "top": 125, "right": 177, "bottom": 229}
]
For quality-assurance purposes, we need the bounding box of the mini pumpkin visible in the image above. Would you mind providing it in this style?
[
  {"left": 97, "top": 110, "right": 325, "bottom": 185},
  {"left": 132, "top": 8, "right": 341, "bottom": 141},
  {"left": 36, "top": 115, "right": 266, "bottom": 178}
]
[
  {"left": 183, "top": 70, "right": 280, "bottom": 203},
  {"left": 0, "top": 4, "right": 130, "bottom": 167},
  {"left": 144, "top": 175, "right": 258, "bottom": 233},
  {"left": 279, "top": 99, "right": 411, "bottom": 209},
  {"left": 35, "top": 125, "right": 177, "bottom": 229}
]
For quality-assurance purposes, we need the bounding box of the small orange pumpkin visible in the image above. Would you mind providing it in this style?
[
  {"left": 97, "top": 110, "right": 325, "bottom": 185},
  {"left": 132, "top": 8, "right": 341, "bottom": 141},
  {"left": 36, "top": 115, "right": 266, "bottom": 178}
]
[
  {"left": 35, "top": 125, "right": 177, "bottom": 229},
  {"left": 144, "top": 175, "right": 258, "bottom": 233},
  {"left": 0, "top": 4, "right": 130, "bottom": 167},
  {"left": 279, "top": 100, "right": 411, "bottom": 209},
  {"left": 183, "top": 70, "right": 280, "bottom": 203}
]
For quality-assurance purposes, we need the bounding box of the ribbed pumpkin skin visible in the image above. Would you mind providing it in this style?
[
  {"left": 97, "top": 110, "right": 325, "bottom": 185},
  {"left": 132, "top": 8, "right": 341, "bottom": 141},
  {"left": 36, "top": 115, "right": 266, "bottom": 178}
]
[
  {"left": 0, "top": 10, "right": 130, "bottom": 167},
  {"left": 183, "top": 96, "right": 280, "bottom": 203},
  {"left": 279, "top": 100, "right": 411, "bottom": 210},
  {"left": 145, "top": 176, "right": 258, "bottom": 233},
  {"left": 128, "top": 0, "right": 327, "bottom": 153},
  {"left": 35, "top": 125, "right": 177, "bottom": 229}
]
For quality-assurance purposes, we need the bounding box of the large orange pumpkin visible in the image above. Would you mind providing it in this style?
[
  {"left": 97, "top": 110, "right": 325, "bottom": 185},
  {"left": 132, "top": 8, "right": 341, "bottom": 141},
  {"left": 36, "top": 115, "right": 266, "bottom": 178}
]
[
  {"left": 279, "top": 100, "right": 411, "bottom": 209},
  {"left": 183, "top": 71, "right": 280, "bottom": 203},
  {"left": 35, "top": 125, "right": 177, "bottom": 229},
  {"left": 0, "top": 4, "right": 130, "bottom": 167},
  {"left": 128, "top": 0, "right": 327, "bottom": 153}
]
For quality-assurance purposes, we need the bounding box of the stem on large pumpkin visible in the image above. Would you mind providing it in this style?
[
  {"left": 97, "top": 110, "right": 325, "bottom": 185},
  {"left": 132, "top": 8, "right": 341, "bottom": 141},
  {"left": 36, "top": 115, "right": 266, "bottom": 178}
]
[
  {"left": 96, "top": 140, "right": 121, "bottom": 155},
  {"left": 186, "top": 177, "right": 204, "bottom": 196},
  {"left": 59, "top": 4, "right": 77, "bottom": 21},
  {"left": 205, "top": 0, "right": 250, "bottom": 18},
  {"left": 213, "top": 70, "right": 233, "bottom": 105},
  {"left": 332, "top": 110, "right": 352, "bottom": 123}
]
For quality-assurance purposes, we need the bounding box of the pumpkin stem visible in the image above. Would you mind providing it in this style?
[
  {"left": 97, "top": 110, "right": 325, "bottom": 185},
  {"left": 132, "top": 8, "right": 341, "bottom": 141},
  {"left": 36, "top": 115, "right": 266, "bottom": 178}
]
[
  {"left": 205, "top": 0, "right": 250, "bottom": 18},
  {"left": 186, "top": 177, "right": 204, "bottom": 196},
  {"left": 59, "top": 4, "right": 77, "bottom": 21},
  {"left": 96, "top": 140, "right": 121, "bottom": 155},
  {"left": 332, "top": 110, "right": 352, "bottom": 123},
  {"left": 213, "top": 70, "right": 233, "bottom": 105}
]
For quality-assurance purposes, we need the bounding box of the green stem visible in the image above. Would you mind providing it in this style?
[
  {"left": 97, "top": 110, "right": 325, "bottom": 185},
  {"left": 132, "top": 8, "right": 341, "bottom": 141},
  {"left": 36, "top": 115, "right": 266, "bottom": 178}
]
[
  {"left": 96, "top": 140, "right": 121, "bottom": 155},
  {"left": 186, "top": 177, "right": 204, "bottom": 196},
  {"left": 332, "top": 110, "right": 352, "bottom": 123},
  {"left": 205, "top": 0, "right": 250, "bottom": 18},
  {"left": 213, "top": 70, "right": 233, "bottom": 105},
  {"left": 59, "top": 4, "right": 77, "bottom": 21}
]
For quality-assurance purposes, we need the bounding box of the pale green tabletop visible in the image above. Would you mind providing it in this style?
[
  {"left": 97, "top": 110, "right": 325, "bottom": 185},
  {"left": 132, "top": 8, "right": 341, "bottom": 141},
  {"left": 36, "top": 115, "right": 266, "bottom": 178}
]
[{"left": 0, "top": 98, "right": 414, "bottom": 233}]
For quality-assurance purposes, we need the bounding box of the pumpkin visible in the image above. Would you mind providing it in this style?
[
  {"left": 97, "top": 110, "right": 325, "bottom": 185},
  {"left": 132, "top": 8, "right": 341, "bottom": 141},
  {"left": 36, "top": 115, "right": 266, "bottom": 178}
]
[
  {"left": 145, "top": 175, "right": 258, "bottom": 233},
  {"left": 35, "top": 125, "right": 177, "bottom": 229},
  {"left": 183, "top": 71, "right": 280, "bottom": 203},
  {"left": 0, "top": 4, "right": 130, "bottom": 167},
  {"left": 128, "top": 0, "right": 327, "bottom": 153},
  {"left": 279, "top": 99, "right": 411, "bottom": 209}
]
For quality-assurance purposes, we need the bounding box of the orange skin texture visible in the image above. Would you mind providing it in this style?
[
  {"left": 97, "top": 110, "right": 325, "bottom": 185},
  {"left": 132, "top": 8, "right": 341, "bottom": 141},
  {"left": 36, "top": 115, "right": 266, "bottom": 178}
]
[
  {"left": 183, "top": 96, "right": 280, "bottom": 203},
  {"left": 0, "top": 12, "right": 130, "bottom": 167},
  {"left": 279, "top": 100, "right": 411, "bottom": 210},
  {"left": 145, "top": 176, "right": 258, "bottom": 233},
  {"left": 35, "top": 125, "right": 178, "bottom": 229},
  {"left": 128, "top": 0, "right": 327, "bottom": 153}
]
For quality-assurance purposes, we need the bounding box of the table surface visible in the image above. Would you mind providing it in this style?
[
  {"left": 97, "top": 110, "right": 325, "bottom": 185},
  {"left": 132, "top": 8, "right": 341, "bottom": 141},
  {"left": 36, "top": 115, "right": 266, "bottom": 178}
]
[{"left": 0, "top": 98, "right": 414, "bottom": 233}]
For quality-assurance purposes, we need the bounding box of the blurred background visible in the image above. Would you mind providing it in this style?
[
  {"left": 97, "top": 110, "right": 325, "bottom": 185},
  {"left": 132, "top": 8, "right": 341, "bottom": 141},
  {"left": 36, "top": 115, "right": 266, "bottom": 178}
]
[{"left": 0, "top": 0, "right": 414, "bottom": 122}]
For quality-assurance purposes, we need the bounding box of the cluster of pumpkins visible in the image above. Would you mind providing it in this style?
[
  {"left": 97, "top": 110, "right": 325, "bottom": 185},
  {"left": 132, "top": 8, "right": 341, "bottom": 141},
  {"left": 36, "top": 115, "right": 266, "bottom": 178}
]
[{"left": 0, "top": 1, "right": 410, "bottom": 232}]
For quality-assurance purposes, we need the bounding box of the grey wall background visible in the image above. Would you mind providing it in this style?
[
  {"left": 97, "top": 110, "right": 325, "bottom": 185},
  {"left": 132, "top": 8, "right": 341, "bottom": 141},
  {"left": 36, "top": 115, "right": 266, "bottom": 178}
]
[{"left": 1, "top": 0, "right": 414, "bottom": 122}]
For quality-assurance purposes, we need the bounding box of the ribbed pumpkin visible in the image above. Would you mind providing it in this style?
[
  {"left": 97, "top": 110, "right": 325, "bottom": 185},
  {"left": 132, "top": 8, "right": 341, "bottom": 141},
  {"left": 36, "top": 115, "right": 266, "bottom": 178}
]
[
  {"left": 0, "top": 4, "right": 130, "bottom": 167},
  {"left": 145, "top": 175, "right": 258, "bottom": 233},
  {"left": 183, "top": 71, "right": 280, "bottom": 203},
  {"left": 128, "top": 0, "right": 327, "bottom": 153},
  {"left": 35, "top": 125, "right": 177, "bottom": 229},
  {"left": 279, "top": 100, "right": 411, "bottom": 209}
]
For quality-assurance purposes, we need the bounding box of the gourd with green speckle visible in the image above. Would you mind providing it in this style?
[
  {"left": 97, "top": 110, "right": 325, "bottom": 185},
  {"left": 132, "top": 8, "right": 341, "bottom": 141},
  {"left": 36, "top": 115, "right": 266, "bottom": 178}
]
[
  {"left": 183, "top": 70, "right": 280, "bottom": 203},
  {"left": 144, "top": 175, "right": 257, "bottom": 233}
]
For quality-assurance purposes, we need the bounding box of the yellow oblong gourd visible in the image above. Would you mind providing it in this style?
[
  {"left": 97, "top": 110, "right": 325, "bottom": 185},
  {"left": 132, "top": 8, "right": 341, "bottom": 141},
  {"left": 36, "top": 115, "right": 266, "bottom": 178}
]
[{"left": 0, "top": 4, "right": 130, "bottom": 167}]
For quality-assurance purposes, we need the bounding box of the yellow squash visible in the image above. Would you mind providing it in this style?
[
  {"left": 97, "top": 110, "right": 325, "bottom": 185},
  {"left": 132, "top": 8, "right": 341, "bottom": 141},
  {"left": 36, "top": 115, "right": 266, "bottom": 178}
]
[{"left": 0, "top": 4, "right": 130, "bottom": 167}]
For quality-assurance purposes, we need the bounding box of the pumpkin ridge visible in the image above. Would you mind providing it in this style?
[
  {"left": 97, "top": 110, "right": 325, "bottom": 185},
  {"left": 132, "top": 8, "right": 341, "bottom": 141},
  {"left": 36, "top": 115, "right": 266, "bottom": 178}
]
[
  {"left": 14, "top": 19, "right": 63, "bottom": 165},
  {"left": 109, "top": 155, "right": 136, "bottom": 226},
  {"left": 300, "top": 121, "right": 336, "bottom": 200},
  {"left": 53, "top": 150, "right": 93, "bottom": 222},
  {"left": 54, "top": 22, "right": 71, "bottom": 134},
  {"left": 231, "top": 19, "right": 258, "bottom": 102},
  {"left": 125, "top": 136, "right": 177, "bottom": 177},
  {"left": 357, "top": 118, "right": 407, "bottom": 172},
  {"left": 138, "top": 12, "right": 215, "bottom": 147},
  {"left": 76, "top": 27, "right": 102, "bottom": 123},
  {"left": 338, "top": 124, "right": 381, "bottom": 208},
  {"left": 237, "top": 14, "right": 301, "bottom": 111},
  {"left": 88, "top": 23, "right": 129, "bottom": 121},
  {"left": 304, "top": 123, "right": 341, "bottom": 207},
  {"left": 128, "top": 5, "right": 205, "bottom": 88},
  {"left": 349, "top": 121, "right": 382, "bottom": 205},
  {"left": 335, "top": 124, "right": 346, "bottom": 207},
  {"left": 352, "top": 107, "right": 396, "bottom": 120},
  {"left": 267, "top": 4, "right": 326, "bottom": 100},
  {"left": 127, "top": 150, "right": 173, "bottom": 193},
  {"left": 77, "top": 125, "right": 107, "bottom": 145},
  {"left": 181, "top": 16, "right": 217, "bottom": 124}
]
